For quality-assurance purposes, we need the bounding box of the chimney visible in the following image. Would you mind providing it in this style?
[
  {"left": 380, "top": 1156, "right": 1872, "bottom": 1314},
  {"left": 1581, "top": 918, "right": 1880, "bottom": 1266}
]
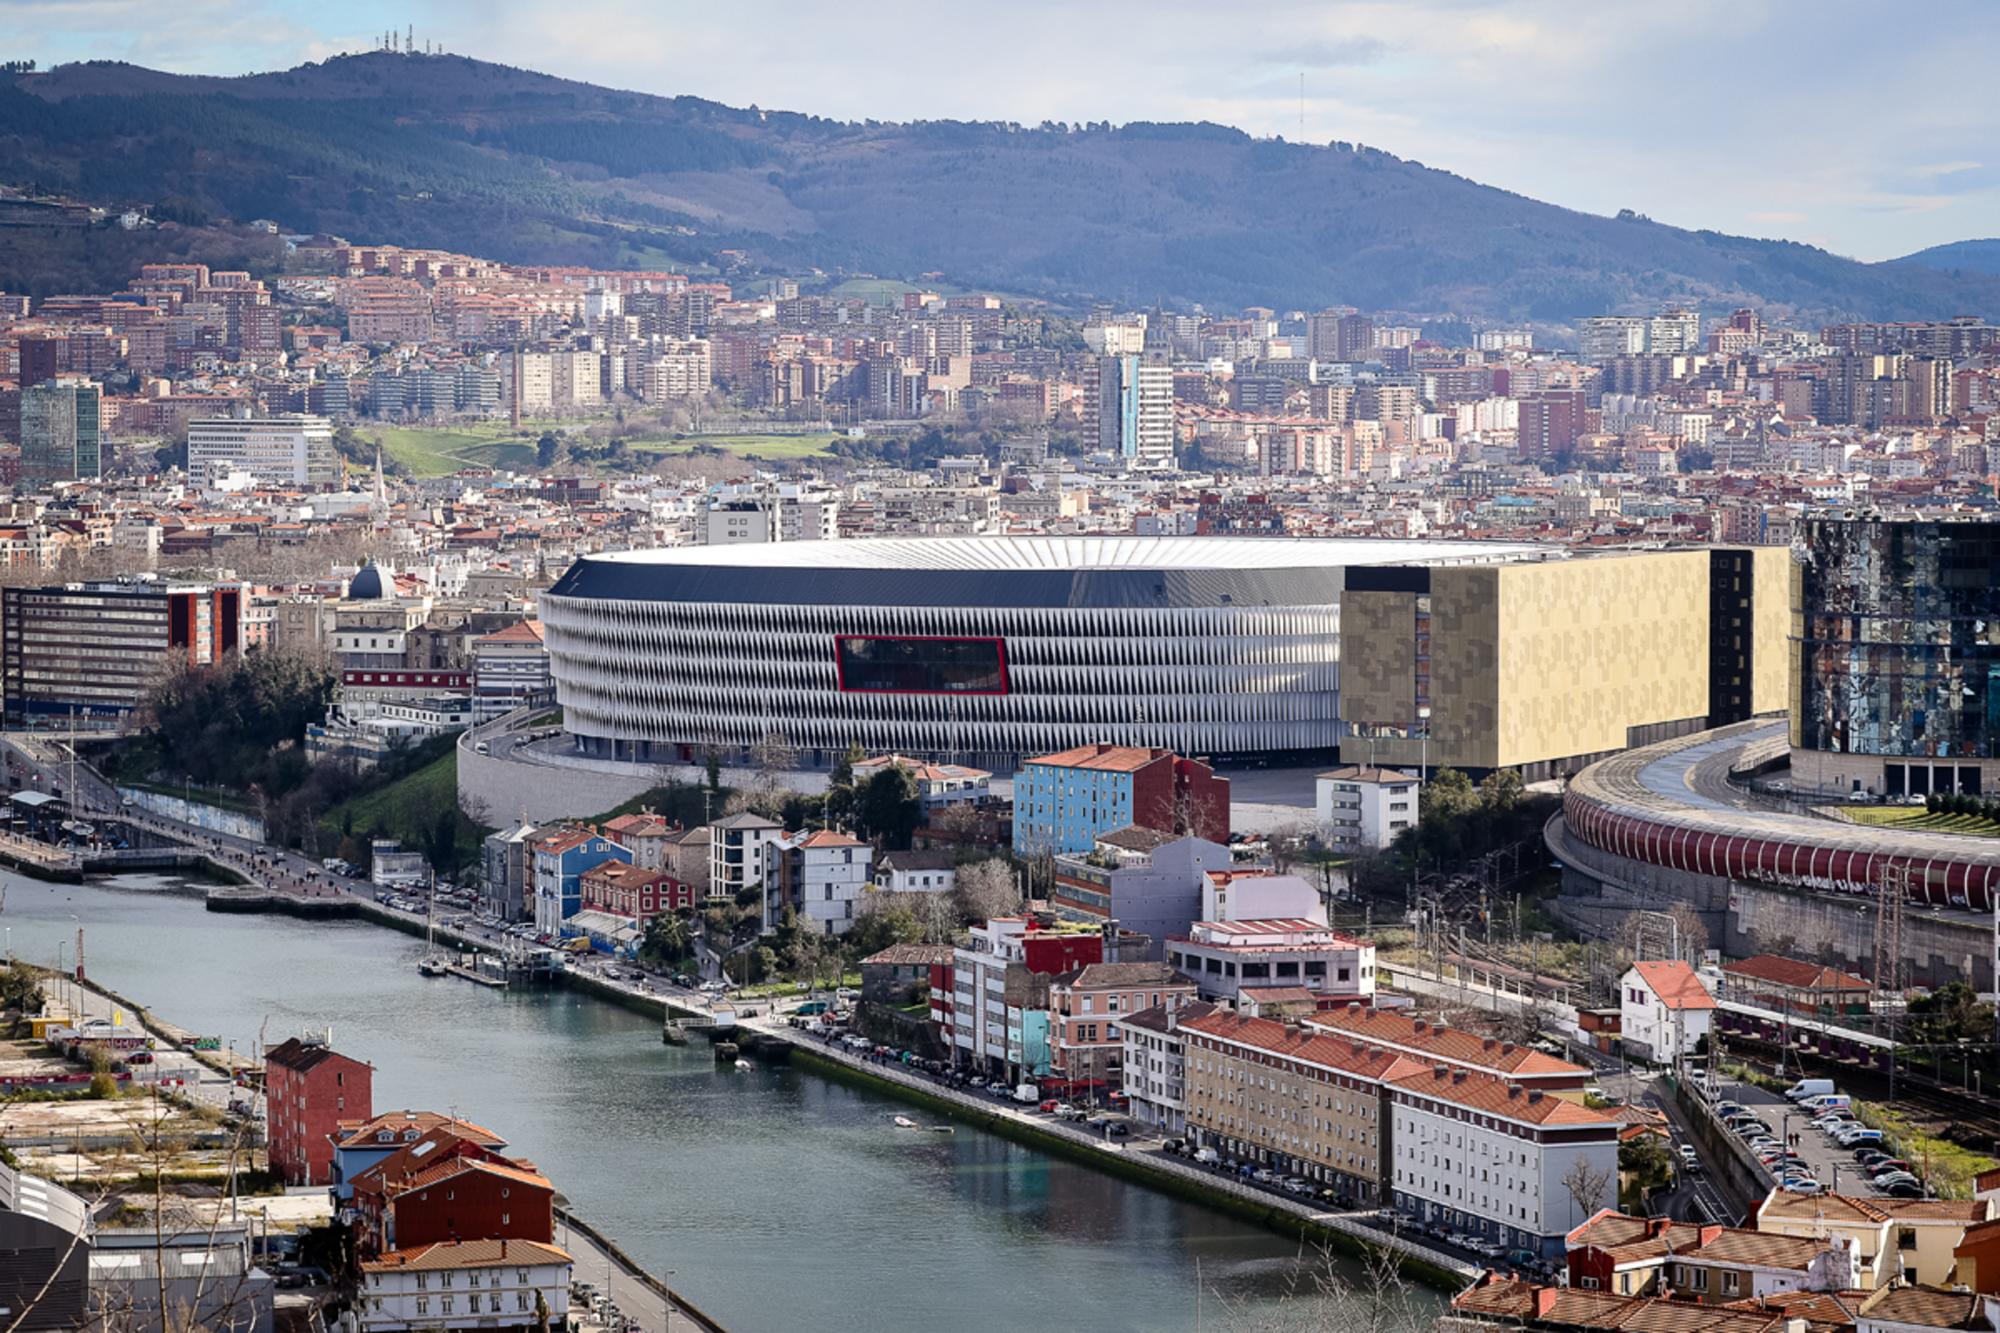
[
  {"left": 1414, "top": 1020, "right": 1428, "bottom": 1035},
  {"left": 1535, "top": 1289, "right": 1562, "bottom": 1318},
  {"left": 1432, "top": 1063, "right": 1448, "bottom": 1080},
  {"left": 1346, "top": 1001, "right": 1362, "bottom": 1014},
  {"left": 1501, "top": 1041, "right": 1516, "bottom": 1056},
  {"left": 1452, "top": 1070, "right": 1467, "bottom": 1084},
  {"left": 1528, "top": 1089, "right": 1544, "bottom": 1104}
]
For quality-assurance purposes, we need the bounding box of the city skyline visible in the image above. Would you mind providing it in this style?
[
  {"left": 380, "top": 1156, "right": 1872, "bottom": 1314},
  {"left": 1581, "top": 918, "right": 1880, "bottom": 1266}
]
[{"left": 11, "top": 0, "right": 2000, "bottom": 265}]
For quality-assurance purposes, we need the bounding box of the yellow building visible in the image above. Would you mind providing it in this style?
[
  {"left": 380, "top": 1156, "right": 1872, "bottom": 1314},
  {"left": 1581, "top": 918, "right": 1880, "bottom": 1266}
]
[
  {"left": 1341, "top": 546, "right": 1790, "bottom": 780},
  {"left": 1756, "top": 1189, "right": 1990, "bottom": 1288}
]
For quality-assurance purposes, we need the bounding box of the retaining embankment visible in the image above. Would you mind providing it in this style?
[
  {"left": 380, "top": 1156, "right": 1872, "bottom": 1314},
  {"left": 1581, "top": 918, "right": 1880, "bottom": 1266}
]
[
  {"left": 554, "top": 1206, "right": 727, "bottom": 1333},
  {"left": 761, "top": 1025, "right": 1476, "bottom": 1293}
]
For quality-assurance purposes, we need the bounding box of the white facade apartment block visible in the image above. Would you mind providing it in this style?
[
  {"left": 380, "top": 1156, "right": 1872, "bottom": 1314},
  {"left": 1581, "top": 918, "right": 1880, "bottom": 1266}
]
[
  {"left": 1314, "top": 766, "right": 1419, "bottom": 851},
  {"left": 763, "top": 830, "right": 873, "bottom": 935},
  {"left": 1121, "top": 1015, "right": 1188, "bottom": 1134},
  {"left": 188, "top": 414, "right": 338, "bottom": 487},
  {"left": 358, "top": 1242, "right": 571, "bottom": 1333},
  {"left": 1390, "top": 1082, "right": 1618, "bottom": 1253}
]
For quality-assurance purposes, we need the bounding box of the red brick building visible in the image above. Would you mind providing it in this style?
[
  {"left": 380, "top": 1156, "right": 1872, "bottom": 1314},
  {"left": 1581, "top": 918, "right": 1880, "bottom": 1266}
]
[
  {"left": 265, "top": 1036, "right": 374, "bottom": 1186},
  {"left": 351, "top": 1126, "right": 554, "bottom": 1257},
  {"left": 578, "top": 861, "right": 693, "bottom": 920}
]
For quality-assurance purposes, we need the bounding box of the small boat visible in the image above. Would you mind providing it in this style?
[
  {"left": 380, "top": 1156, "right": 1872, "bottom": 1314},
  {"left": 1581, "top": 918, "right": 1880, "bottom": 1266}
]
[
  {"left": 418, "top": 956, "right": 447, "bottom": 977},
  {"left": 927, "top": 1124, "right": 954, "bottom": 1134},
  {"left": 893, "top": 1115, "right": 919, "bottom": 1129},
  {"left": 734, "top": 1059, "right": 752, "bottom": 1071},
  {"left": 714, "top": 1041, "right": 739, "bottom": 1061}
]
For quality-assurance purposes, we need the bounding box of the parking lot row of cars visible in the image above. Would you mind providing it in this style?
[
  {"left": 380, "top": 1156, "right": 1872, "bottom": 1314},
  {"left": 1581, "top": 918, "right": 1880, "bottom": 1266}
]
[{"left": 1711, "top": 1079, "right": 1929, "bottom": 1199}]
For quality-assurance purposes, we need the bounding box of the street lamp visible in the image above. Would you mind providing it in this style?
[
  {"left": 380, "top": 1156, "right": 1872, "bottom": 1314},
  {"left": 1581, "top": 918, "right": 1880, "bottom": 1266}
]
[{"left": 1417, "top": 705, "right": 1432, "bottom": 785}]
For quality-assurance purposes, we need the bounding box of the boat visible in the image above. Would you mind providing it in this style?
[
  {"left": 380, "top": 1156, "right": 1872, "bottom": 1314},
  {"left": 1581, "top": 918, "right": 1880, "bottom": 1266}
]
[
  {"left": 714, "top": 1041, "right": 739, "bottom": 1061},
  {"left": 417, "top": 957, "right": 447, "bottom": 978},
  {"left": 416, "top": 878, "right": 448, "bottom": 977},
  {"left": 927, "top": 1125, "right": 954, "bottom": 1134},
  {"left": 734, "top": 1059, "right": 752, "bottom": 1071},
  {"left": 893, "top": 1115, "right": 919, "bottom": 1129}
]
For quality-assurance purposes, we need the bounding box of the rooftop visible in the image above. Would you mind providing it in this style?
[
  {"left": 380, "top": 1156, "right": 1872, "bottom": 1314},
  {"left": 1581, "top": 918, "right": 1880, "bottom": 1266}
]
[
  {"left": 1631, "top": 959, "right": 1718, "bottom": 1010},
  {"left": 363, "top": 1239, "right": 570, "bottom": 1274},
  {"left": 1721, "top": 953, "right": 1872, "bottom": 992}
]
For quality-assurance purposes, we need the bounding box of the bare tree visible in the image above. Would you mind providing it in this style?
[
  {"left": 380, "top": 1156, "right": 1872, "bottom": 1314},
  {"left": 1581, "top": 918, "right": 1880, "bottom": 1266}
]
[
  {"left": 1204, "top": 1239, "right": 1439, "bottom": 1333},
  {"left": 1561, "top": 1155, "right": 1616, "bottom": 1234},
  {"left": 952, "top": 858, "right": 1022, "bottom": 925}
]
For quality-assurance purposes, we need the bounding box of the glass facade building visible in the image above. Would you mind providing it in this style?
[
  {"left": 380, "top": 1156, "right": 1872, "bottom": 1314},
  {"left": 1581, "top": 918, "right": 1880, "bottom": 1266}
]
[{"left": 1794, "top": 514, "right": 2000, "bottom": 794}]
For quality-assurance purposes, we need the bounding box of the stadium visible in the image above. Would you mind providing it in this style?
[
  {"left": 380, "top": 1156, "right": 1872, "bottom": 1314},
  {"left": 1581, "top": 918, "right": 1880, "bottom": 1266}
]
[{"left": 538, "top": 535, "right": 1544, "bottom": 772}]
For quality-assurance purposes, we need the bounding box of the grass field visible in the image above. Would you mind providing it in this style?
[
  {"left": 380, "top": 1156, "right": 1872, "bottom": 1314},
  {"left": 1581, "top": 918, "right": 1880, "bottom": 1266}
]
[
  {"left": 1843, "top": 806, "right": 2000, "bottom": 838},
  {"left": 320, "top": 750, "right": 460, "bottom": 846},
  {"left": 355, "top": 423, "right": 839, "bottom": 475},
  {"left": 629, "top": 433, "right": 840, "bottom": 460}
]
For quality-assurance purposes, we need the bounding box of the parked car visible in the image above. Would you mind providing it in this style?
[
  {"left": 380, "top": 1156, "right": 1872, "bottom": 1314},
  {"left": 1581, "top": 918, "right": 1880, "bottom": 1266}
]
[{"left": 1883, "top": 1181, "right": 1927, "bottom": 1199}]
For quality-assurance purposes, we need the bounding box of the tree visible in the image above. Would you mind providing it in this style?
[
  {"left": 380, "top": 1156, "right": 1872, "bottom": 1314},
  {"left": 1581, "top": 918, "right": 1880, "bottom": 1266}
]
[
  {"left": 535, "top": 432, "right": 560, "bottom": 468},
  {"left": 953, "top": 858, "right": 1021, "bottom": 925},
  {"left": 846, "top": 902, "right": 922, "bottom": 958},
  {"left": 1909, "top": 981, "right": 1995, "bottom": 1045},
  {"left": 1620, "top": 1134, "right": 1674, "bottom": 1204},
  {"left": 854, "top": 765, "right": 922, "bottom": 850},
  {"left": 830, "top": 742, "right": 865, "bottom": 790},
  {"left": 701, "top": 746, "right": 723, "bottom": 796},
  {"left": 1479, "top": 769, "right": 1525, "bottom": 814},
  {"left": 1421, "top": 768, "right": 1478, "bottom": 820},
  {"left": 1561, "top": 1155, "right": 1616, "bottom": 1232}
]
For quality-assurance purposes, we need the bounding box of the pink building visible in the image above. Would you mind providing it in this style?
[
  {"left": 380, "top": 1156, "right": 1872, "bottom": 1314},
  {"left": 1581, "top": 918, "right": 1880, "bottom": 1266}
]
[{"left": 1047, "top": 961, "right": 1196, "bottom": 1097}]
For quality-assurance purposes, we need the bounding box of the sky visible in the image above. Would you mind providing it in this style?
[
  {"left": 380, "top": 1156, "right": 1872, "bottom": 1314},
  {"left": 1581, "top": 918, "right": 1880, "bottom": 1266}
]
[{"left": 9, "top": 0, "right": 2000, "bottom": 262}]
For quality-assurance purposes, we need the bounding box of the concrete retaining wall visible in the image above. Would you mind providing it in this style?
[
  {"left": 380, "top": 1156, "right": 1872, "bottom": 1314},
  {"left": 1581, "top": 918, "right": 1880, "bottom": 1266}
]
[
  {"left": 455, "top": 743, "right": 654, "bottom": 824},
  {"left": 762, "top": 1022, "right": 1477, "bottom": 1292}
]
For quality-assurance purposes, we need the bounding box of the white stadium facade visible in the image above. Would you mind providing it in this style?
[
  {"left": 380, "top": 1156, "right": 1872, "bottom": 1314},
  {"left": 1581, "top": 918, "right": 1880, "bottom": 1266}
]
[{"left": 539, "top": 536, "right": 1541, "bottom": 773}]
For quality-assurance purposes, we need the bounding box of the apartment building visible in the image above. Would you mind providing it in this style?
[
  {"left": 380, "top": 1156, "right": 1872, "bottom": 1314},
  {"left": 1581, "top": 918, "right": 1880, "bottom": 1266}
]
[
  {"left": 2, "top": 579, "right": 244, "bottom": 725},
  {"left": 470, "top": 620, "right": 552, "bottom": 721},
  {"left": 707, "top": 812, "right": 782, "bottom": 902},
  {"left": 1313, "top": 766, "right": 1419, "bottom": 851},
  {"left": 1756, "top": 1190, "right": 1990, "bottom": 1289},
  {"left": 20, "top": 379, "right": 102, "bottom": 482},
  {"left": 1083, "top": 354, "right": 1174, "bottom": 464},
  {"left": 359, "top": 1240, "right": 573, "bottom": 1333},
  {"left": 761, "top": 828, "right": 873, "bottom": 936},
  {"left": 265, "top": 1036, "right": 374, "bottom": 1187},
  {"left": 1180, "top": 1006, "right": 1403, "bottom": 1203},
  {"left": 530, "top": 828, "right": 630, "bottom": 934},
  {"left": 1046, "top": 961, "right": 1195, "bottom": 1095},
  {"left": 1389, "top": 1064, "right": 1620, "bottom": 1259},
  {"left": 188, "top": 413, "right": 338, "bottom": 487},
  {"left": 943, "top": 915, "right": 1101, "bottom": 1081},
  {"left": 1304, "top": 1006, "right": 1591, "bottom": 1094},
  {"left": 1014, "top": 745, "right": 1229, "bottom": 857}
]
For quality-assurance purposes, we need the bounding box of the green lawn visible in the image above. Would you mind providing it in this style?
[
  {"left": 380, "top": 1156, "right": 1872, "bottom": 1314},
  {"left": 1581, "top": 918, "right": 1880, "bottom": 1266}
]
[
  {"left": 628, "top": 433, "right": 840, "bottom": 460},
  {"left": 320, "top": 749, "right": 461, "bottom": 848},
  {"left": 350, "top": 421, "right": 569, "bottom": 478},
  {"left": 1843, "top": 807, "right": 2000, "bottom": 838}
]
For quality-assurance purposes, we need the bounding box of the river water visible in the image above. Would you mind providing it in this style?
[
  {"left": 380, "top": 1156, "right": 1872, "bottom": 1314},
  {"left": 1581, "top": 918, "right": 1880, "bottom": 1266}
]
[{"left": 3, "top": 872, "right": 1437, "bottom": 1333}]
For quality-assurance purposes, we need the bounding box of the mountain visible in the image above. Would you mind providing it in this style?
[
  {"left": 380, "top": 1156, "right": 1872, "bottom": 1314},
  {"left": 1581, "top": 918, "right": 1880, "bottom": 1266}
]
[
  {"left": 5, "top": 51, "right": 2000, "bottom": 322},
  {"left": 1894, "top": 239, "right": 2000, "bottom": 276}
]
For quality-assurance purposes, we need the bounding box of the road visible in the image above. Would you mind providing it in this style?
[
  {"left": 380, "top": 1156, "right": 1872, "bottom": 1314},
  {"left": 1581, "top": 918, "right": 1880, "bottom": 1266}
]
[{"left": 50, "top": 966, "right": 256, "bottom": 1117}]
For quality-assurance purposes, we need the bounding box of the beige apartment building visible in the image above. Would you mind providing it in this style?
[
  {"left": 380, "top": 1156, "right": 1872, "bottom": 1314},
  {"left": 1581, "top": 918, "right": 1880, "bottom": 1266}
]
[{"left": 1178, "top": 1007, "right": 1406, "bottom": 1203}]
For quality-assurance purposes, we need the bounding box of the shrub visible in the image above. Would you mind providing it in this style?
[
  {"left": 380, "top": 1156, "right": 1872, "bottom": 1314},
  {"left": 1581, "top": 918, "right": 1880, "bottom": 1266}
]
[{"left": 1927, "top": 792, "right": 1944, "bottom": 814}]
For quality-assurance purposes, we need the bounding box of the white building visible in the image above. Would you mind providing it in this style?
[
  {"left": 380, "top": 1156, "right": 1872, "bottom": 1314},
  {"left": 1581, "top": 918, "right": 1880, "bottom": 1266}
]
[
  {"left": 761, "top": 828, "right": 873, "bottom": 935},
  {"left": 188, "top": 414, "right": 338, "bottom": 487},
  {"left": 647, "top": 340, "right": 712, "bottom": 399},
  {"left": 708, "top": 812, "right": 782, "bottom": 901},
  {"left": 1120, "top": 1001, "right": 1198, "bottom": 1135},
  {"left": 357, "top": 1239, "right": 571, "bottom": 1333},
  {"left": 471, "top": 620, "right": 552, "bottom": 721},
  {"left": 872, "top": 849, "right": 957, "bottom": 895},
  {"left": 1314, "top": 766, "right": 1419, "bottom": 851},
  {"left": 1166, "top": 919, "right": 1374, "bottom": 1006},
  {"left": 1388, "top": 1065, "right": 1620, "bottom": 1259},
  {"left": 1620, "top": 960, "right": 1716, "bottom": 1066},
  {"left": 850, "top": 754, "right": 991, "bottom": 808}
]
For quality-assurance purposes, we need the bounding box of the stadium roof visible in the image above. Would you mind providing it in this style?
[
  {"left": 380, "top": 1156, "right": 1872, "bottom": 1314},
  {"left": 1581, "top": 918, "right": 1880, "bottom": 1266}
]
[{"left": 549, "top": 536, "right": 1550, "bottom": 610}]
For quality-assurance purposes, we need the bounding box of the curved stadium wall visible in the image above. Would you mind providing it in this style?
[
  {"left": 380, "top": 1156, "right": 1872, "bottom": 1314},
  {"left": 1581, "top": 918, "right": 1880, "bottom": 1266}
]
[{"left": 539, "top": 537, "right": 1531, "bottom": 772}]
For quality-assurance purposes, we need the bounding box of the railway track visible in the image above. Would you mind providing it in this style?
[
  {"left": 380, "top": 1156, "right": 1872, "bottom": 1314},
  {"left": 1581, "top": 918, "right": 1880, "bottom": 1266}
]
[{"left": 1719, "top": 1032, "right": 2000, "bottom": 1151}]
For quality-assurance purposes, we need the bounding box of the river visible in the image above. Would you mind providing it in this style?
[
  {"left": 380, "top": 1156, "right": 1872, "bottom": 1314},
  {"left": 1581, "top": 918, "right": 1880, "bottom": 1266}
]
[{"left": 2, "top": 872, "right": 1437, "bottom": 1333}]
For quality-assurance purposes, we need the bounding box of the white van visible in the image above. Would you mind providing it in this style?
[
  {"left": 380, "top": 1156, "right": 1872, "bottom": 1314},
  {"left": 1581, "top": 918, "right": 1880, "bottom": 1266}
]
[
  {"left": 1800, "top": 1093, "right": 1852, "bottom": 1112},
  {"left": 1784, "top": 1078, "right": 1835, "bottom": 1102}
]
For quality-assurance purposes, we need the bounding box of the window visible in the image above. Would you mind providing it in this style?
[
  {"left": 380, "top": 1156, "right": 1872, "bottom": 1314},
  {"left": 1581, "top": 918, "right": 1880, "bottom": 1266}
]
[
  {"left": 441, "top": 1296, "right": 455, "bottom": 1314},
  {"left": 415, "top": 1298, "right": 429, "bottom": 1315},
  {"left": 1899, "top": 1228, "right": 1918, "bottom": 1250},
  {"left": 517, "top": 1293, "right": 531, "bottom": 1313}
]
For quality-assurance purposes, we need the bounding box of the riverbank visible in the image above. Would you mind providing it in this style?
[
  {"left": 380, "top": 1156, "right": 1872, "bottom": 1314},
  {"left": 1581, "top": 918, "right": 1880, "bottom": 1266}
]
[
  {"left": 750, "top": 1019, "right": 1477, "bottom": 1293},
  {"left": 56, "top": 955, "right": 721, "bottom": 1332}
]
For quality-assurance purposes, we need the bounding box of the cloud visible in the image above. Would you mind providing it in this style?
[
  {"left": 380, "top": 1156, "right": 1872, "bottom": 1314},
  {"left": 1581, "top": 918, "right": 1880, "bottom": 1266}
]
[
  {"left": 1749, "top": 211, "right": 1807, "bottom": 225},
  {"left": 1256, "top": 37, "right": 1388, "bottom": 68}
]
